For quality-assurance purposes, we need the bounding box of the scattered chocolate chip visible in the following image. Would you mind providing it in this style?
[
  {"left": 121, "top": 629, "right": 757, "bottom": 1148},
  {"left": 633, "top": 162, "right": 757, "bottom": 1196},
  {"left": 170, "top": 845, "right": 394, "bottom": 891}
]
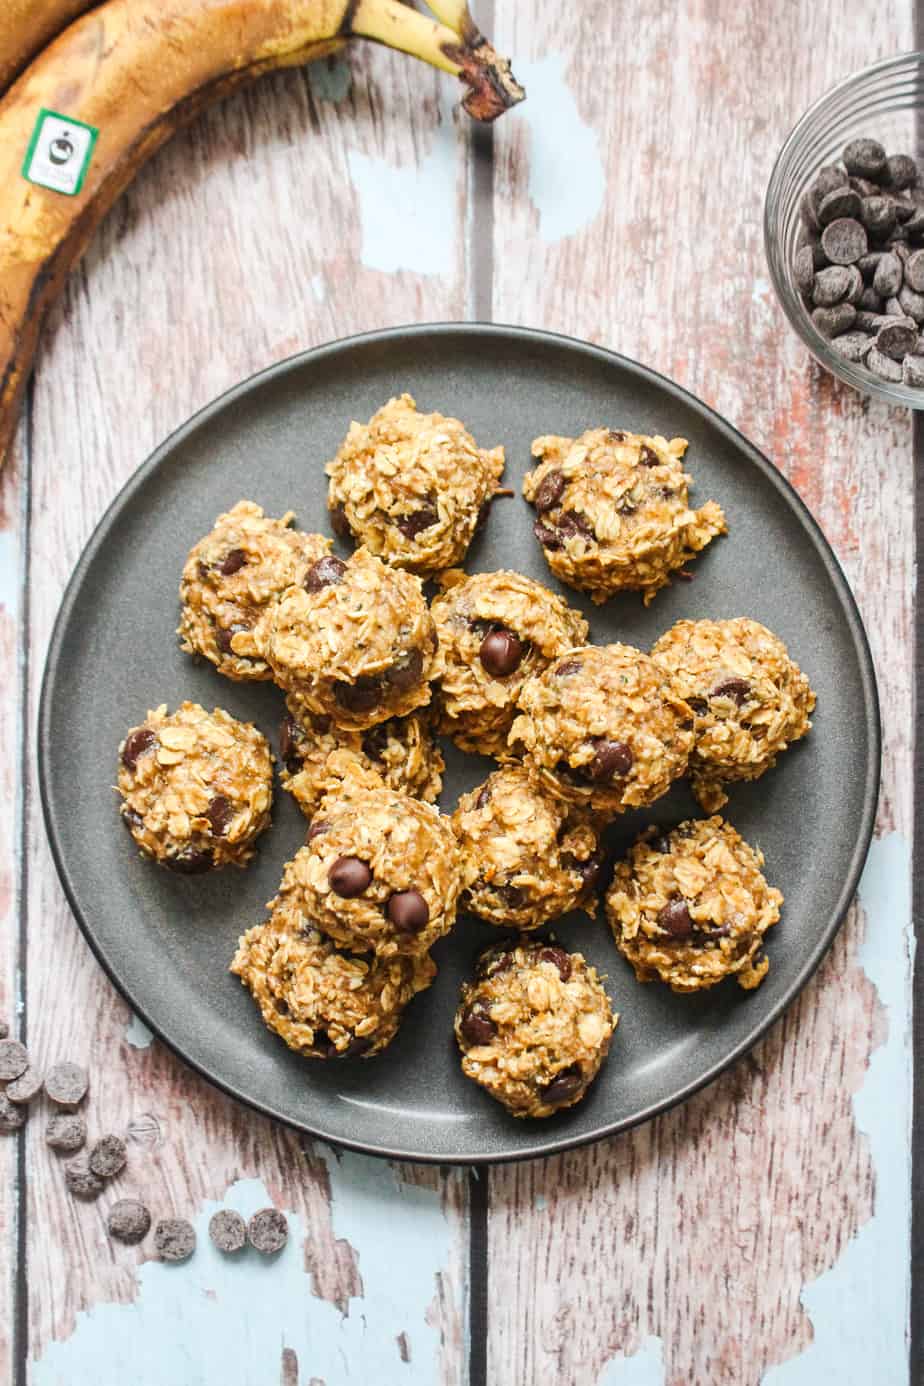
[
  {"left": 587, "top": 739, "right": 633, "bottom": 782},
  {"left": 45, "top": 1113, "right": 87, "bottom": 1152},
  {"left": 45, "top": 1062, "right": 89, "bottom": 1108},
  {"left": 821, "top": 217, "right": 867, "bottom": 265},
  {"left": 328, "top": 856, "right": 372, "bottom": 897},
  {"left": 307, "top": 817, "right": 330, "bottom": 842},
  {"left": 883, "top": 153, "right": 918, "bottom": 189},
  {"left": 538, "top": 946, "right": 572, "bottom": 981},
  {"left": 329, "top": 503, "right": 352, "bottom": 539},
  {"left": 386, "top": 890, "right": 430, "bottom": 933},
  {"left": 334, "top": 677, "right": 380, "bottom": 713},
  {"left": 658, "top": 898, "right": 694, "bottom": 936},
  {"left": 475, "top": 783, "right": 492, "bottom": 810},
  {"left": 843, "top": 138, "right": 886, "bottom": 179},
  {"left": 304, "top": 555, "right": 347, "bottom": 591},
  {"left": 279, "top": 715, "right": 301, "bottom": 772},
  {"left": 397, "top": 503, "right": 439, "bottom": 540},
  {"left": 248, "top": 1208, "right": 288, "bottom": 1255},
  {"left": 460, "top": 1006, "right": 497, "bottom": 1046},
  {"left": 65, "top": 1157, "right": 105, "bottom": 1200},
  {"left": 541, "top": 1064, "right": 584, "bottom": 1107},
  {"left": 166, "top": 848, "right": 213, "bottom": 875},
  {"left": 533, "top": 469, "right": 565, "bottom": 512},
  {"left": 0, "top": 1039, "right": 29, "bottom": 1081},
  {"left": 385, "top": 648, "right": 424, "bottom": 691},
  {"left": 0, "top": 1092, "right": 26, "bottom": 1133},
  {"left": 218, "top": 548, "right": 247, "bottom": 576},
  {"left": 479, "top": 628, "right": 524, "bottom": 678},
  {"left": 154, "top": 1217, "right": 197, "bottom": 1262},
  {"left": 216, "top": 622, "right": 249, "bottom": 656},
  {"left": 711, "top": 676, "right": 750, "bottom": 705},
  {"left": 6, "top": 1067, "right": 43, "bottom": 1104},
  {"left": 108, "top": 1199, "right": 152, "bottom": 1244},
  {"left": 121, "top": 727, "right": 156, "bottom": 772},
  {"left": 89, "top": 1134, "right": 127, "bottom": 1179},
  {"left": 209, "top": 1208, "right": 247, "bottom": 1254},
  {"left": 205, "top": 795, "right": 234, "bottom": 837},
  {"left": 556, "top": 658, "right": 583, "bottom": 676}
]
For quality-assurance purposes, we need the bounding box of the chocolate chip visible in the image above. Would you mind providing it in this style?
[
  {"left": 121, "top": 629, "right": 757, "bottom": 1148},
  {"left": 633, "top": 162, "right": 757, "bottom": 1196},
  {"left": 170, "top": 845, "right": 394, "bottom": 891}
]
[
  {"left": 906, "top": 248, "right": 924, "bottom": 292},
  {"left": 558, "top": 510, "right": 594, "bottom": 541},
  {"left": 334, "top": 677, "right": 380, "bottom": 713},
  {"left": 541, "top": 1064, "right": 583, "bottom": 1107},
  {"left": 329, "top": 503, "right": 352, "bottom": 539},
  {"left": 311, "top": 1030, "right": 339, "bottom": 1058},
  {"left": 832, "top": 331, "right": 874, "bottom": 363},
  {"left": 883, "top": 153, "right": 918, "bottom": 189},
  {"left": 248, "top": 1208, "right": 288, "bottom": 1255},
  {"left": 497, "top": 883, "right": 526, "bottom": 909},
  {"left": 45, "top": 1062, "right": 89, "bottom": 1108},
  {"left": 386, "top": 890, "right": 430, "bottom": 933},
  {"left": 460, "top": 1006, "right": 497, "bottom": 1046},
  {"left": 65, "top": 1157, "right": 105, "bottom": 1199},
  {"left": 860, "top": 196, "right": 897, "bottom": 241},
  {"left": 121, "top": 727, "right": 156, "bottom": 772},
  {"left": 218, "top": 548, "right": 247, "bottom": 576},
  {"left": 800, "top": 188, "right": 821, "bottom": 232},
  {"left": 0, "top": 1093, "right": 26, "bottom": 1133},
  {"left": 658, "top": 898, "right": 694, "bottom": 936},
  {"left": 538, "top": 945, "right": 572, "bottom": 981},
  {"left": 877, "top": 318, "right": 918, "bottom": 360},
  {"left": 154, "top": 1217, "right": 196, "bottom": 1262},
  {"left": 867, "top": 346, "right": 904, "bottom": 381},
  {"left": 711, "top": 676, "right": 750, "bottom": 705},
  {"left": 216, "top": 621, "right": 249, "bottom": 656},
  {"left": 342, "top": 1035, "right": 374, "bottom": 1058},
  {"left": 280, "top": 714, "right": 302, "bottom": 772},
  {"left": 534, "top": 520, "right": 563, "bottom": 550},
  {"left": 108, "top": 1199, "right": 152, "bottom": 1245},
  {"left": 857, "top": 251, "right": 884, "bottom": 281},
  {"left": 608, "top": 429, "right": 628, "bottom": 441},
  {"left": 304, "top": 555, "right": 347, "bottom": 591},
  {"left": 328, "top": 856, "right": 372, "bottom": 897},
  {"left": 166, "top": 848, "right": 213, "bottom": 875},
  {"left": 812, "top": 265, "right": 853, "bottom": 306},
  {"left": 821, "top": 218, "right": 867, "bottom": 265},
  {"left": 479, "top": 628, "right": 524, "bottom": 678},
  {"left": 652, "top": 833, "right": 672, "bottom": 854},
  {"left": 205, "top": 795, "right": 234, "bottom": 837},
  {"left": 902, "top": 354, "right": 924, "bottom": 386},
  {"left": 533, "top": 469, "right": 565, "bottom": 512},
  {"left": 843, "top": 138, "right": 886, "bottom": 179},
  {"left": 818, "top": 187, "right": 862, "bottom": 225},
  {"left": 397, "top": 503, "right": 438, "bottom": 540},
  {"left": 45, "top": 1113, "right": 86, "bottom": 1151},
  {"left": 475, "top": 783, "right": 492, "bottom": 810},
  {"left": 89, "top": 1134, "right": 127, "bottom": 1179},
  {"left": 587, "top": 739, "right": 633, "bottom": 782},
  {"left": 273, "top": 996, "right": 290, "bottom": 1016},
  {"left": 639, "top": 444, "right": 661, "bottom": 466},
  {"left": 873, "top": 252, "right": 903, "bottom": 298},
  {"left": 362, "top": 725, "right": 388, "bottom": 761},
  {"left": 576, "top": 851, "right": 605, "bottom": 894},
  {"left": 209, "top": 1209, "right": 247, "bottom": 1253},
  {"left": 476, "top": 948, "right": 514, "bottom": 979},
  {"left": 307, "top": 817, "right": 330, "bottom": 842},
  {"left": 811, "top": 302, "right": 857, "bottom": 338},
  {"left": 894, "top": 196, "right": 916, "bottom": 223},
  {"left": 850, "top": 176, "right": 882, "bottom": 199},
  {"left": 385, "top": 648, "right": 424, "bottom": 690},
  {"left": 0, "top": 1039, "right": 29, "bottom": 1081},
  {"left": 794, "top": 245, "right": 816, "bottom": 294},
  {"left": 6, "top": 1067, "right": 43, "bottom": 1104},
  {"left": 898, "top": 284, "right": 924, "bottom": 324},
  {"left": 556, "top": 658, "right": 583, "bottom": 676}
]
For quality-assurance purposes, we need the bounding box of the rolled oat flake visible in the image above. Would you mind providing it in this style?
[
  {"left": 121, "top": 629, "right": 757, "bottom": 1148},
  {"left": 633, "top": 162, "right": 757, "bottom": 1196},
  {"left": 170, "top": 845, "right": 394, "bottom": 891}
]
[
  {"left": 88, "top": 1134, "right": 128, "bottom": 1179},
  {"left": 247, "top": 1207, "right": 288, "bottom": 1255},
  {"left": 107, "top": 1199, "right": 152, "bottom": 1244},
  {"left": 6, "top": 1066, "right": 43, "bottom": 1104},
  {"left": 0, "top": 1039, "right": 29, "bottom": 1081},
  {"left": 209, "top": 1208, "right": 247, "bottom": 1254},
  {"left": 45, "top": 1112, "right": 87, "bottom": 1152},
  {"left": 65, "top": 1156, "right": 105, "bottom": 1200},
  {"left": 0, "top": 1092, "right": 27, "bottom": 1132},
  {"left": 154, "top": 1217, "right": 197, "bottom": 1263},
  {"left": 44, "top": 1062, "right": 89, "bottom": 1108}
]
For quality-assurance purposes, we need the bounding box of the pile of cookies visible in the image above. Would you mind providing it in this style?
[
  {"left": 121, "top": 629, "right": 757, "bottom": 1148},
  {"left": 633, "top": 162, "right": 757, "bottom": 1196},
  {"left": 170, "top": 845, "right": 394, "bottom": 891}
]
[{"left": 116, "top": 395, "right": 816, "bottom": 1120}]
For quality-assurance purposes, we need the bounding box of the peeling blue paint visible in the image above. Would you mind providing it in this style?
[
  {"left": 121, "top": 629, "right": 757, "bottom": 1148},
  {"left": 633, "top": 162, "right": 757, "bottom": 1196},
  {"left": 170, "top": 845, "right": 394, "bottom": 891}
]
[
  {"left": 308, "top": 57, "right": 352, "bottom": 106},
  {"left": 124, "top": 1012, "right": 154, "bottom": 1049},
  {"left": 310, "top": 273, "right": 326, "bottom": 303},
  {"left": 516, "top": 55, "right": 604, "bottom": 243},
  {"left": 598, "top": 1335, "right": 665, "bottom": 1385},
  {"left": 35, "top": 1157, "right": 459, "bottom": 1386},
  {"left": 534, "top": 1193, "right": 547, "bottom": 1212},
  {"left": 347, "top": 91, "right": 458, "bottom": 275},
  {"left": 762, "top": 833, "right": 913, "bottom": 1386}
]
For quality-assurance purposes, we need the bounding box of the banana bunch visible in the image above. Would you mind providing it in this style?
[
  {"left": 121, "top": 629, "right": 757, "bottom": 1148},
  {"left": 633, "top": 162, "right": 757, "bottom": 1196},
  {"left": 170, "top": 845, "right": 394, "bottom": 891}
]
[{"left": 0, "top": 0, "right": 523, "bottom": 468}]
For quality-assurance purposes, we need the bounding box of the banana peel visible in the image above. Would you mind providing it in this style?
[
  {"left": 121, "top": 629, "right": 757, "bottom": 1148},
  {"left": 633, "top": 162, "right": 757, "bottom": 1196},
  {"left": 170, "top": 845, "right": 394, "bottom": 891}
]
[
  {"left": 0, "top": 0, "right": 98, "bottom": 94},
  {"left": 0, "top": 0, "right": 523, "bottom": 469}
]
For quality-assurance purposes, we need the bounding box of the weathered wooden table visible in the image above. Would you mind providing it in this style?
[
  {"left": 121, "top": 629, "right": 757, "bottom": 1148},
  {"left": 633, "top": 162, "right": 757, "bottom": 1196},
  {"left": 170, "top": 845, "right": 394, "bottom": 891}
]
[{"left": 0, "top": 3, "right": 917, "bottom": 1382}]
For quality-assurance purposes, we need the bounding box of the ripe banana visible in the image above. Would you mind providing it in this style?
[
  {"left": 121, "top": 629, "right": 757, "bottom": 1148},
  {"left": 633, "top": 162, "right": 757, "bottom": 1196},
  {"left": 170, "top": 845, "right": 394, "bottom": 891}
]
[
  {"left": 0, "top": 0, "right": 97, "bottom": 93},
  {"left": 0, "top": 0, "right": 523, "bottom": 468}
]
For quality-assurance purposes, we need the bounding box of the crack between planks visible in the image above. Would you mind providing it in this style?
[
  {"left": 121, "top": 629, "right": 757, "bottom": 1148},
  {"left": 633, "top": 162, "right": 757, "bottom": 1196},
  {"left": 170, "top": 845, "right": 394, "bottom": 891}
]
[{"left": 467, "top": 1167, "right": 489, "bottom": 1386}]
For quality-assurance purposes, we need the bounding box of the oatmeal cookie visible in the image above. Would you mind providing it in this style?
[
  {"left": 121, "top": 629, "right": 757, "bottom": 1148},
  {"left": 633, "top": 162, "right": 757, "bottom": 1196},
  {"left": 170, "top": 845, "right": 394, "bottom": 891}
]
[
  {"left": 231, "top": 915, "right": 434, "bottom": 1059},
  {"left": 431, "top": 569, "right": 589, "bottom": 756},
  {"left": 452, "top": 768, "right": 603, "bottom": 928},
  {"left": 605, "top": 817, "right": 782, "bottom": 992},
  {"left": 178, "top": 501, "right": 330, "bottom": 680},
  {"left": 326, "top": 393, "right": 506, "bottom": 575},
  {"left": 523, "top": 428, "right": 726, "bottom": 605},
  {"left": 278, "top": 701, "right": 443, "bottom": 818},
  {"left": 263, "top": 547, "right": 439, "bottom": 731},
  {"left": 454, "top": 938, "right": 616, "bottom": 1118},
  {"left": 117, "top": 702, "right": 272, "bottom": 871},
  {"left": 509, "top": 644, "right": 694, "bottom": 814},
  {"left": 268, "top": 771, "right": 462, "bottom": 958},
  {"left": 651, "top": 617, "right": 816, "bottom": 811}
]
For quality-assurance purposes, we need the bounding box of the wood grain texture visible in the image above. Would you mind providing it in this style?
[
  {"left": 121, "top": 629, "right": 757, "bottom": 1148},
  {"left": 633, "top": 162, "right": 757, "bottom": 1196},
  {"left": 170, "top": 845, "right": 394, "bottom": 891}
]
[
  {"left": 488, "top": 1, "right": 913, "bottom": 1383},
  {"left": 17, "top": 46, "right": 472, "bottom": 1382}
]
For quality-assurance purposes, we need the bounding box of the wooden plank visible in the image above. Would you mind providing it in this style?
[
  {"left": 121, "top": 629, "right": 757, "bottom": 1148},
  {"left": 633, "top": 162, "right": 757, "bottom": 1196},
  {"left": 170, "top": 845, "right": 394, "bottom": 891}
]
[
  {"left": 488, "top": 1, "right": 914, "bottom": 1382},
  {"left": 19, "top": 48, "right": 473, "bottom": 1384}
]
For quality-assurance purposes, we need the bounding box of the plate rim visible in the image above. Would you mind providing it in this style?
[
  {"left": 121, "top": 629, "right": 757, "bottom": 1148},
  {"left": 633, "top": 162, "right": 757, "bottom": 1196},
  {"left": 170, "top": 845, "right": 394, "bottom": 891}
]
[{"left": 37, "top": 321, "right": 882, "bottom": 1165}]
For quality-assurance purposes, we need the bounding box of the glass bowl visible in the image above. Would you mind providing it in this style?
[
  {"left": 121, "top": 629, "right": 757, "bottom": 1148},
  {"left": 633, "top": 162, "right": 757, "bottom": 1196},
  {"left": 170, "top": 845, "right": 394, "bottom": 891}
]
[{"left": 765, "top": 51, "right": 924, "bottom": 408}]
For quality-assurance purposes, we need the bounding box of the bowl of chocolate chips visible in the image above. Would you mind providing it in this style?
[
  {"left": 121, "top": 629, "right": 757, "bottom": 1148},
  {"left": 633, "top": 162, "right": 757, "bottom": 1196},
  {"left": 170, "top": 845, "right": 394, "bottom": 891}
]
[{"left": 766, "top": 51, "right": 924, "bottom": 405}]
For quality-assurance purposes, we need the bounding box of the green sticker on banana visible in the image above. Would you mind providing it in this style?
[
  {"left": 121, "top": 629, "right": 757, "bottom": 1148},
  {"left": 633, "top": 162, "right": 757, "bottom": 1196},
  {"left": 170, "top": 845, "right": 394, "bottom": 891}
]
[{"left": 22, "top": 108, "right": 98, "bottom": 196}]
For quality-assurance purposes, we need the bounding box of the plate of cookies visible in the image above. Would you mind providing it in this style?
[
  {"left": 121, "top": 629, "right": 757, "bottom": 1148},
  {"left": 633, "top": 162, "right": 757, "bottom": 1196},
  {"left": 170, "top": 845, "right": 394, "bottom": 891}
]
[{"left": 39, "top": 324, "right": 880, "bottom": 1162}]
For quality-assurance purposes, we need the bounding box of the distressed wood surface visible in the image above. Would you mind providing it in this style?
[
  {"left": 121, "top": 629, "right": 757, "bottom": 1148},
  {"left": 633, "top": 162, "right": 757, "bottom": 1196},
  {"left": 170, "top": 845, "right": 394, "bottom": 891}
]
[
  {"left": 488, "top": 1, "right": 914, "bottom": 1383},
  {"left": 0, "top": 2, "right": 916, "bottom": 1384}
]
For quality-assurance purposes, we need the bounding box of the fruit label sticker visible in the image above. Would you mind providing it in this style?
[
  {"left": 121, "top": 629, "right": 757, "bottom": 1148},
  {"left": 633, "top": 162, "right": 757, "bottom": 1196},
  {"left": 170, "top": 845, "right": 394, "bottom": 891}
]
[{"left": 22, "top": 109, "right": 98, "bottom": 196}]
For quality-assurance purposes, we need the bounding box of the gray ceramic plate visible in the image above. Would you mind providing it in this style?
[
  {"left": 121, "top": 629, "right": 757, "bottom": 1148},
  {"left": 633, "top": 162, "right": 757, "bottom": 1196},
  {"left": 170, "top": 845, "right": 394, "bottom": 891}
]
[{"left": 39, "top": 324, "right": 880, "bottom": 1164}]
